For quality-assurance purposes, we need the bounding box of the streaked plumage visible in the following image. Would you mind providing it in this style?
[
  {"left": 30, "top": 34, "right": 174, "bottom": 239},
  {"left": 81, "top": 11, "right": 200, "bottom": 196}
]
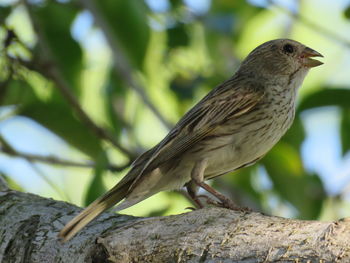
[{"left": 59, "top": 39, "right": 323, "bottom": 242}]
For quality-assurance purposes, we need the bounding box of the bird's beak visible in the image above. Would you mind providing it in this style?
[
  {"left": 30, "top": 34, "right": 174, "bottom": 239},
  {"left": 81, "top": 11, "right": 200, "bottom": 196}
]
[{"left": 300, "top": 47, "right": 323, "bottom": 68}]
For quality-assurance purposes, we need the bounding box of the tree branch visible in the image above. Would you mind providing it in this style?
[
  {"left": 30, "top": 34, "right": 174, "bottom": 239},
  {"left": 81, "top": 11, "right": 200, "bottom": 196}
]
[
  {"left": 22, "top": 0, "right": 135, "bottom": 159},
  {"left": 0, "top": 134, "right": 129, "bottom": 172},
  {"left": 270, "top": 0, "right": 350, "bottom": 48},
  {"left": 1, "top": 188, "right": 350, "bottom": 262}
]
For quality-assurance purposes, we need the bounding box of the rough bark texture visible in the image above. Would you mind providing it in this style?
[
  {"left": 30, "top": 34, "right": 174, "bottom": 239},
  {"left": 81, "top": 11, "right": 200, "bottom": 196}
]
[{"left": 0, "top": 189, "right": 349, "bottom": 263}]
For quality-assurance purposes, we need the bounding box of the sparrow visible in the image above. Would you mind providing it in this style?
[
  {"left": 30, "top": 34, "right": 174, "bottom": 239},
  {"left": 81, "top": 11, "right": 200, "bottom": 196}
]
[{"left": 59, "top": 39, "right": 323, "bottom": 242}]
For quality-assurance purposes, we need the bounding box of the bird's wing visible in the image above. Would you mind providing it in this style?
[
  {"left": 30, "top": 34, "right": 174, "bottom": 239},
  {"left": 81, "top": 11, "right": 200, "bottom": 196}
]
[{"left": 126, "top": 77, "right": 265, "bottom": 191}]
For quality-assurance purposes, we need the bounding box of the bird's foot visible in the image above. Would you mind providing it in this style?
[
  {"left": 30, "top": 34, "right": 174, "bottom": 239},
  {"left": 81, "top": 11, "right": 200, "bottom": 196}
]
[
  {"left": 185, "top": 195, "right": 214, "bottom": 210},
  {"left": 206, "top": 196, "right": 251, "bottom": 213}
]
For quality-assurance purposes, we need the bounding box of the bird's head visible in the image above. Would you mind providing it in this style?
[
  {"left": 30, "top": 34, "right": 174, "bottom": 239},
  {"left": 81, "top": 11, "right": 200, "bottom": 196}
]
[{"left": 239, "top": 39, "right": 323, "bottom": 80}]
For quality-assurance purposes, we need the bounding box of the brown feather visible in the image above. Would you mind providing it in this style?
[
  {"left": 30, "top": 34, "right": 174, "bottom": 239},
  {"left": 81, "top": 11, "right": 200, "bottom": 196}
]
[
  {"left": 58, "top": 180, "right": 131, "bottom": 242},
  {"left": 127, "top": 77, "right": 265, "bottom": 192}
]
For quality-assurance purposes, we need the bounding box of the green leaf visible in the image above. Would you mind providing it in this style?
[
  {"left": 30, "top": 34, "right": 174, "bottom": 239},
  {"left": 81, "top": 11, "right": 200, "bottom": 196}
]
[
  {"left": 218, "top": 166, "right": 263, "bottom": 207},
  {"left": 104, "top": 70, "right": 127, "bottom": 137},
  {"left": 84, "top": 152, "right": 108, "bottom": 205},
  {"left": 146, "top": 206, "right": 171, "bottom": 217},
  {"left": 298, "top": 88, "right": 350, "bottom": 112},
  {"left": 344, "top": 5, "right": 350, "bottom": 19},
  {"left": 262, "top": 143, "right": 325, "bottom": 219},
  {"left": 169, "top": 0, "right": 182, "bottom": 9},
  {"left": 340, "top": 108, "right": 350, "bottom": 155},
  {"left": 170, "top": 75, "right": 201, "bottom": 101},
  {"left": 0, "top": 7, "right": 12, "bottom": 24},
  {"left": 0, "top": 79, "right": 36, "bottom": 106},
  {"left": 96, "top": 0, "right": 150, "bottom": 69},
  {"left": 281, "top": 116, "right": 306, "bottom": 150},
  {"left": 167, "top": 23, "right": 189, "bottom": 48},
  {"left": 32, "top": 1, "right": 82, "bottom": 92},
  {"left": 19, "top": 101, "right": 103, "bottom": 159},
  {"left": 297, "top": 88, "right": 350, "bottom": 155}
]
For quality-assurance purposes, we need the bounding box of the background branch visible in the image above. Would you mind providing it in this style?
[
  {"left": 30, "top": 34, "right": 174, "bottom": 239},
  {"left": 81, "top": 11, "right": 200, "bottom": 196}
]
[
  {"left": 22, "top": 0, "right": 135, "bottom": 159},
  {"left": 80, "top": 0, "right": 173, "bottom": 130},
  {"left": 0, "top": 135, "right": 129, "bottom": 172},
  {"left": 270, "top": 0, "right": 350, "bottom": 48}
]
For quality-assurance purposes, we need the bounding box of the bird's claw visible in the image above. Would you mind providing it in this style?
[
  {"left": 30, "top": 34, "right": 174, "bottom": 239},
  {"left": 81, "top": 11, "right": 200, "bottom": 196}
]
[
  {"left": 188, "top": 194, "right": 251, "bottom": 213},
  {"left": 219, "top": 200, "right": 252, "bottom": 213},
  {"left": 218, "top": 198, "right": 240, "bottom": 211},
  {"left": 206, "top": 196, "right": 251, "bottom": 212}
]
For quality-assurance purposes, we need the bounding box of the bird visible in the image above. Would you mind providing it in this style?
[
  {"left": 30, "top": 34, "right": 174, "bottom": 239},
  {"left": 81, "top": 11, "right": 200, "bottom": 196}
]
[{"left": 59, "top": 39, "right": 323, "bottom": 242}]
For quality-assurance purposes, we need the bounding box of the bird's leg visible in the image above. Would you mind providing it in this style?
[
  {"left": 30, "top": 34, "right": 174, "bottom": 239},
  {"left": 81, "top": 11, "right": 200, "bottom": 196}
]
[
  {"left": 190, "top": 159, "right": 241, "bottom": 211},
  {"left": 186, "top": 160, "right": 218, "bottom": 209},
  {"left": 186, "top": 181, "right": 204, "bottom": 209}
]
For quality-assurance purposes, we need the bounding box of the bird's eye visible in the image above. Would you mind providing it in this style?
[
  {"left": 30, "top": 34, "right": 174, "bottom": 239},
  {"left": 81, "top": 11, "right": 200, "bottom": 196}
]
[{"left": 283, "top": 44, "right": 294, "bottom": 54}]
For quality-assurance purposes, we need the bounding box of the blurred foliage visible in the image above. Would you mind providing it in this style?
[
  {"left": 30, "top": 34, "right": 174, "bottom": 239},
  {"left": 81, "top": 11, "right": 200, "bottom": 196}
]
[
  {"left": 20, "top": 101, "right": 104, "bottom": 158},
  {"left": 344, "top": 5, "right": 350, "bottom": 19},
  {"left": 96, "top": 0, "right": 150, "bottom": 69},
  {"left": 0, "top": 173, "right": 23, "bottom": 191},
  {"left": 0, "top": 0, "right": 350, "bottom": 220},
  {"left": 32, "top": 1, "right": 82, "bottom": 91},
  {"left": 263, "top": 143, "right": 325, "bottom": 219},
  {"left": 84, "top": 152, "right": 109, "bottom": 204}
]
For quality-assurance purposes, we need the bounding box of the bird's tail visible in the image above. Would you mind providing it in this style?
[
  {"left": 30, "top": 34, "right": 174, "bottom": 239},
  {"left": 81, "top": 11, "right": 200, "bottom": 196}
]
[{"left": 58, "top": 182, "right": 130, "bottom": 242}]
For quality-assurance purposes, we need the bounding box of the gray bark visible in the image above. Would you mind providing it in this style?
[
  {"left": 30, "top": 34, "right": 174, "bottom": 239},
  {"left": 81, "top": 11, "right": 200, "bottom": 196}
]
[{"left": 0, "top": 189, "right": 349, "bottom": 263}]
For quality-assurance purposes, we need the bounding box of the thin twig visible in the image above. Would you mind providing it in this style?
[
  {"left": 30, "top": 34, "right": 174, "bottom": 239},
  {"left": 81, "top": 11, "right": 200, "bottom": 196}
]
[
  {"left": 80, "top": 0, "right": 173, "bottom": 130},
  {"left": 45, "top": 66, "right": 135, "bottom": 157},
  {"left": 22, "top": 0, "right": 135, "bottom": 159},
  {"left": 0, "top": 139, "right": 130, "bottom": 172},
  {"left": 0, "top": 134, "right": 69, "bottom": 198},
  {"left": 269, "top": 0, "right": 350, "bottom": 48}
]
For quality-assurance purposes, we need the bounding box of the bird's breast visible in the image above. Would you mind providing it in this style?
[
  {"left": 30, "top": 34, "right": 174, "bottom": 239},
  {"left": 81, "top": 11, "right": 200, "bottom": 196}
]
[{"left": 199, "top": 85, "right": 297, "bottom": 178}]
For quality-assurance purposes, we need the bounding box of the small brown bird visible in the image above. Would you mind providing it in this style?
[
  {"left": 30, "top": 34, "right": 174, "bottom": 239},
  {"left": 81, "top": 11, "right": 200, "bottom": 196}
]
[{"left": 59, "top": 39, "right": 323, "bottom": 242}]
